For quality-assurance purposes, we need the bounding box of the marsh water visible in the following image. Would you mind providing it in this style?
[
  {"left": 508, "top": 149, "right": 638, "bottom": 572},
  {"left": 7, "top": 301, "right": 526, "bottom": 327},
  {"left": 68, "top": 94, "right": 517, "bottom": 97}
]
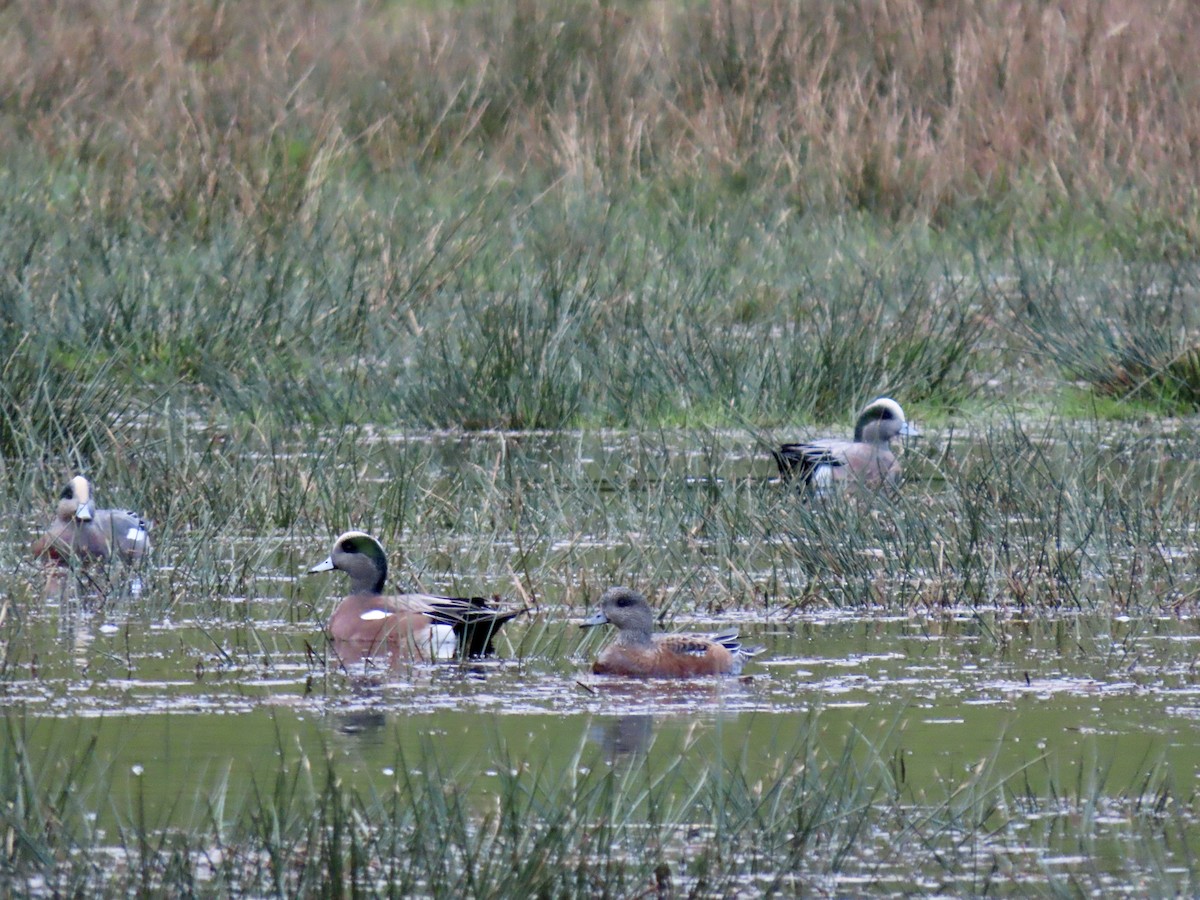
[
  {"left": 11, "top": 600, "right": 1200, "bottom": 801},
  {"left": 6, "top": 424, "right": 1200, "bottom": 891}
]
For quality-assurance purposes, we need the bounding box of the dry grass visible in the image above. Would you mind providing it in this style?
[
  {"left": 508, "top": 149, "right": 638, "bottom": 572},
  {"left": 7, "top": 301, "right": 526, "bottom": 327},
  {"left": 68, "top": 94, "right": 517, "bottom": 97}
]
[{"left": 1, "top": 0, "right": 1197, "bottom": 230}]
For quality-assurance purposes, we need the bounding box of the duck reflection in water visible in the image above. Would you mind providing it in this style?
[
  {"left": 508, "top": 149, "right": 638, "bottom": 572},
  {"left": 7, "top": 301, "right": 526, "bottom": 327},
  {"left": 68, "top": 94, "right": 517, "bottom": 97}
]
[
  {"left": 334, "top": 709, "right": 388, "bottom": 738},
  {"left": 589, "top": 714, "right": 655, "bottom": 759}
]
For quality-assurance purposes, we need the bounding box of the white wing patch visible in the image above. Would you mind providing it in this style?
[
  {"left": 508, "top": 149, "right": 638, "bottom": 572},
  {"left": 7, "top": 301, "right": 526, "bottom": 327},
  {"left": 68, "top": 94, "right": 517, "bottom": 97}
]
[{"left": 359, "top": 609, "right": 393, "bottom": 622}]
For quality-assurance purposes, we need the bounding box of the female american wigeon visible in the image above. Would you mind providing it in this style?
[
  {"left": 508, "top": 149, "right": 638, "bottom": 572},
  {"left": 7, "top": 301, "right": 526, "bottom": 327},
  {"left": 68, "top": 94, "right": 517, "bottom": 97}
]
[
  {"left": 772, "top": 397, "right": 917, "bottom": 494},
  {"left": 579, "top": 586, "right": 763, "bottom": 678},
  {"left": 32, "top": 475, "right": 151, "bottom": 565},
  {"left": 306, "top": 531, "right": 523, "bottom": 660}
]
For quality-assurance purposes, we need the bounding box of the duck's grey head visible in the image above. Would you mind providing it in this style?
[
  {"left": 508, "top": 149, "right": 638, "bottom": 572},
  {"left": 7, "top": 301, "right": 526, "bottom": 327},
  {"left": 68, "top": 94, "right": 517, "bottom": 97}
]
[
  {"left": 580, "top": 586, "right": 655, "bottom": 643},
  {"left": 854, "top": 398, "right": 916, "bottom": 444},
  {"left": 307, "top": 530, "right": 389, "bottom": 595},
  {"left": 61, "top": 475, "right": 94, "bottom": 522}
]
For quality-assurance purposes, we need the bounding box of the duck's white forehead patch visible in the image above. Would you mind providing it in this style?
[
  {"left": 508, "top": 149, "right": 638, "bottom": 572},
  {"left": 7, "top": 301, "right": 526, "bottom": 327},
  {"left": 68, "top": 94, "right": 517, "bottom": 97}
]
[
  {"left": 360, "top": 609, "right": 393, "bottom": 622},
  {"left": 333, "top": 530, "right": 386, "bottom": 559},
  {"left": 70, "top": 476, "right": 92, "bottom": 503},
  {"left": 867, "top": 397, "right": 906, "bottom": 421}
]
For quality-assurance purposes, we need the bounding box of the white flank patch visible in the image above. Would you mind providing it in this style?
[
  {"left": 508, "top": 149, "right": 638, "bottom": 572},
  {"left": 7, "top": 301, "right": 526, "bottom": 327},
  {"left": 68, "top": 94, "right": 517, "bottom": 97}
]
[
  {"left": 426, "top": 624, "right": 457, "bottom": 660},
  {"left": 126, "top": 527, "right": 148, "bottom": 544},
  {"left": 360, "top": 609, "right": 393, "bottom": 622}
]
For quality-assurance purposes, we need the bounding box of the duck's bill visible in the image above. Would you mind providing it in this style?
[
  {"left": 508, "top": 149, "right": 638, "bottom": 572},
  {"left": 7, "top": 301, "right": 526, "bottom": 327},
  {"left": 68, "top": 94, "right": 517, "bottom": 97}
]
[
  {"left": 579, "top": 611, "right": 608, "bottom": 628},
  {"left": 75, "top": 502, "right": 94, "bottom": 522},
  {"left": 306, "top": 557, "right": 335, "bottom": 575},
  {"left": 899, "top": 422, "right": 920, "bottom": 437}
]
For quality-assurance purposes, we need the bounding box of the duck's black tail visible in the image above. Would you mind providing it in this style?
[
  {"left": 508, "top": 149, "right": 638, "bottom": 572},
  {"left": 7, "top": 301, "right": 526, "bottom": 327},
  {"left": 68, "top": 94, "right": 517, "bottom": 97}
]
[{"left": 429, "top": 596, "right": 528, "bottom": 658}]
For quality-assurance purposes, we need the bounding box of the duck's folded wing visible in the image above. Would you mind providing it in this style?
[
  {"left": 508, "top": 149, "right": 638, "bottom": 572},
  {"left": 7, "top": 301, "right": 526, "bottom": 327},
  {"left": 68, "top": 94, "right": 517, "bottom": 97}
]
[
  {"left": 709, "top": 629, "right": 766, "bottom": 657},
  {"left": 772, "top": 441, "right": 849, "bottom": 480},
  {"left": 397, "top": 593, "right": 527, "bottom": 658},
  {"left": 773, "top": 440, "right": 848, "bottom": 485},
  {"left": 657, "top": 634, "right": 723, "bottom": 657},
  {"left": 99, "top": 510, "right": 152, "bottom": 558},
  {"left": 398, "top": 593, "right": 517, "bottom": 623}
]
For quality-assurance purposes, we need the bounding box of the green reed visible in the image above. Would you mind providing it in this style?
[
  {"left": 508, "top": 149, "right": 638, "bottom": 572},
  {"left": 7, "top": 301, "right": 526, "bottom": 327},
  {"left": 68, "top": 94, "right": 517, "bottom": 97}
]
[
  {"left": 1004, "top": 249, "right": 1200, "bottom": 411},
  {"left": 7, "top": 397, "right": 1198, "bottom": 629}
]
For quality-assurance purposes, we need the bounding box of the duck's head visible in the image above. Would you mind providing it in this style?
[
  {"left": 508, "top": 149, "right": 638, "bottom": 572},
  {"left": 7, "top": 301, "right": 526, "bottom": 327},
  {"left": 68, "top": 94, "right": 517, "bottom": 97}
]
[
  {"left": 580, "top": 586, "right": 655, "bottom": 642},
  {"left": 854, "top": 397, "right": 917, "bottom": 444},
  {"left": 307, "top": 530, "right": 389, "bottom": 595},
  {"left": 61, "top": 475, "right": 94, "bottom": 522}
]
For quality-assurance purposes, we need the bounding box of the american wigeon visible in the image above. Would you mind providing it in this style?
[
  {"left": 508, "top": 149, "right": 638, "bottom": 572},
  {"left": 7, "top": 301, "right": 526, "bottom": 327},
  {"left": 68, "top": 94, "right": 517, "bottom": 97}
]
[
  {"left": 306, "top": 531, "right": 524, "bottom": 660},
  {"left": 772, "top": 397, "right": 917, "bottom": 494},
  {"left": 32, "top": 475, "right": 151, "bottom": 565},
  {"left": 579, "top": 586, "right": 763, "bottom": 678}
]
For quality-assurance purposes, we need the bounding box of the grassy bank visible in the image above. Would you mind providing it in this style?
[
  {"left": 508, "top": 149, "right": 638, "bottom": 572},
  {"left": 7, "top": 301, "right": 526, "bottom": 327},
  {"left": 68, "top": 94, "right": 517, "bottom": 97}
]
[{"left": 0, "top": 0, "right": 1195, "bottom": 618}]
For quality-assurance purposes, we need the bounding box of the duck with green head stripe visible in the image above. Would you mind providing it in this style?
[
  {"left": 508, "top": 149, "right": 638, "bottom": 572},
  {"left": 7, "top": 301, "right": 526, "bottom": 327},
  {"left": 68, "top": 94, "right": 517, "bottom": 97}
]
[{"left": 307, "top": 531, "right": 525, "bottom": 664}]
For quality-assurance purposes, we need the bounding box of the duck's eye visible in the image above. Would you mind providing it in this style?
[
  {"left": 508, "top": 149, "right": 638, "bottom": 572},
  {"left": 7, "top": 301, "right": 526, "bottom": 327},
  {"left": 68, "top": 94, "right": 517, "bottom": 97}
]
[
  {"left": 60, "top": 485, "right": 74, "bottom": 500},
  {"left": 616, "top": 595, "right": 635, "bottom": 607}
]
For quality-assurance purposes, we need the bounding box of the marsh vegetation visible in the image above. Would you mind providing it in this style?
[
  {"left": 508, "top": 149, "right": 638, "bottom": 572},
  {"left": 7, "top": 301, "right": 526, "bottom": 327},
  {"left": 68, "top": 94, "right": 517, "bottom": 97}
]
[{"left": 4, "top": 0, "right": 1200, "bottom": 895}]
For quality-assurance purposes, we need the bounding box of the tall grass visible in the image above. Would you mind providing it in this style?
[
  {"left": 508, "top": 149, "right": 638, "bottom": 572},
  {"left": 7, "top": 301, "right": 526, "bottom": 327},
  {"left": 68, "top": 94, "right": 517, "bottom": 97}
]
[
  {"left": 0, "top": 168, "right": 996, "bottom": 441},
  {"left": 1, "top": 1, "right": 1197, "bottom": 240},
  {"left": 8, "top": 395, "right": 1198, "bottom": 628},
  {"left": 1003, "top": 249, "right": 1200, "bottom": 409}
]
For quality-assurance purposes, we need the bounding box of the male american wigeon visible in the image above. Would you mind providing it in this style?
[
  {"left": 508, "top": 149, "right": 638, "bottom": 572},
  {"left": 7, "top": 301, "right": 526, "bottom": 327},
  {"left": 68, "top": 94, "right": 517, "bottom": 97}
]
[
  {"left": 579, "top": 586, "right": 763, "bottom": 678},
  {"left": 32, "top": 475, "right": 151, "bottom": 566},
  {"left": 772, "top": 397, "right": 917, "bottom": 494},
  {"left": 306, "top": 531, "right": 524, "bottom": 660}
]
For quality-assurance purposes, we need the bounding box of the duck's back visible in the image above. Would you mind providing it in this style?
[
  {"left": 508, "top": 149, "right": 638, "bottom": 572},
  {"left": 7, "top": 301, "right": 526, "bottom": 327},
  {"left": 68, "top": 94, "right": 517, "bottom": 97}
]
[
  {"left": 594, "top": 634, "right": 738, "bottom": 677},
  {"left": 329, "top": 592, "right": 521, "bottom": 659},
  {"left": 92, "top": 509, "right": 152, "bottom": 562},
  {"left": 775, "top": 438, "right": 897, "bottom": 491}
]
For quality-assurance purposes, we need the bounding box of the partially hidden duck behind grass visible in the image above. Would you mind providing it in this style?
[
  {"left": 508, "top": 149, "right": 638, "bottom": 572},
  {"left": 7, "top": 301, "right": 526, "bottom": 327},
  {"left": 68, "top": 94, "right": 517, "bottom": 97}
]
[
  {"left": 579, "top": 586, "right": 764, "bottom": 678},
  {"left": 306, "top": 530, "right": 525, "bottom": 662},
  {"left": 772, "top": 397, "right": 917, "bottom": 496},
  {"left": 32, "top": 475, "right": 151, "bottom": 566}
]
